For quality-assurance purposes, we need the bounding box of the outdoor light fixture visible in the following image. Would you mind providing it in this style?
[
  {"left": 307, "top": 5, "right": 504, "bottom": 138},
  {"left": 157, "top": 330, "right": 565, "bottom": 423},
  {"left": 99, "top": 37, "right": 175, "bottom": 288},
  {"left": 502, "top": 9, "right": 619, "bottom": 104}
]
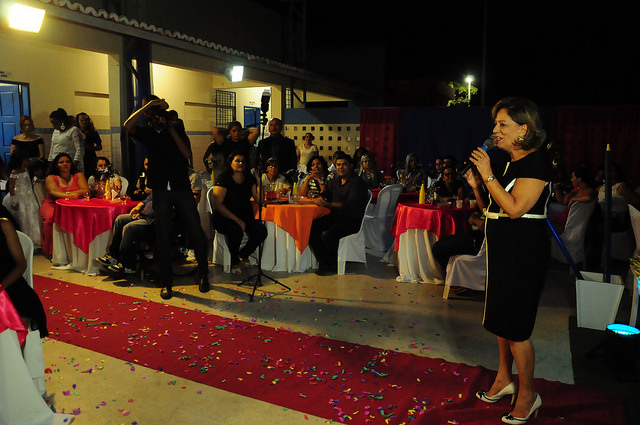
[
  {"left": 604, "top": 323, "right": 640, "bottom": 381},
  {"left": 465, "top": 75, "right": 474, "bottom": 104},
  {"left": 225, "top": 65, "right": 244, "bottom": 83},
  {"left": 8, "top": 3, "right": 45, "bottom": 33}
]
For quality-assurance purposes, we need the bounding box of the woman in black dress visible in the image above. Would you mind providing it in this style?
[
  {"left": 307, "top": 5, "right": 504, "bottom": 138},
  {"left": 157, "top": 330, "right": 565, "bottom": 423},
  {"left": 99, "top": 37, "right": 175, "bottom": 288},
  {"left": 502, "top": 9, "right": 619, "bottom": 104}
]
[
  {"left": 0, "top": 217, "right": 48, "bottom": 347},
  {"left": 465, "top": 97, "right": 552, "bottom": 425},
  {"left": 75, "top": 112, "right": 103, "bottom": 173},
  {"left": 211, "top": 152, "right": 267, "bottom": 275}
]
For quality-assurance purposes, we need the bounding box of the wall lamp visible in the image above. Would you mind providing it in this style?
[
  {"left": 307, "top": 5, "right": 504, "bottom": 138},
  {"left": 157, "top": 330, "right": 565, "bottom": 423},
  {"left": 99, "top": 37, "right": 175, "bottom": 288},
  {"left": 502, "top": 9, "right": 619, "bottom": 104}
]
[
  {"left": 8, "top": 3, "right": 45, "bottom": 33},
  {"left": 225, "top": 65, "right": 244, "bottom": 83}
]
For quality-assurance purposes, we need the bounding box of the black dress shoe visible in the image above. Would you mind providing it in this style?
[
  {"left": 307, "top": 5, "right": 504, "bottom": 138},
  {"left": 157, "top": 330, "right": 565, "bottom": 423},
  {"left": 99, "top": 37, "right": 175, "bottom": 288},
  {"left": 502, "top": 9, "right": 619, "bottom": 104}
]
[
  {"left": 160, "top": 286, "right": 173, "bottom": 300},
  {"left": 315, "top": 266, "right": 336, "bottom": 276},
  {"left": 199, "top": 274, "right": 210, "bottom": 293}
]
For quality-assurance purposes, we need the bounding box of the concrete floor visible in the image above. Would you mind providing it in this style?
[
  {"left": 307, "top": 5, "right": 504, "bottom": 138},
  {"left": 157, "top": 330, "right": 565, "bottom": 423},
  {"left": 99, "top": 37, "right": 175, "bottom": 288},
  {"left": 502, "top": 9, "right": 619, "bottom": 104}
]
[{"left": 35, "top": 250, "right": 579, "bottom": 425}]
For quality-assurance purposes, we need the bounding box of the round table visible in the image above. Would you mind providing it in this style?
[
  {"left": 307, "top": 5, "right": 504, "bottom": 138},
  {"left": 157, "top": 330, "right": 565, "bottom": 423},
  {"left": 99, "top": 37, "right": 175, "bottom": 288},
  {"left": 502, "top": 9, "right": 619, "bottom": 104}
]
[
  {"left": 53, "top": 198, "right": 137, "bottom": 274},
  {"left": 391, "top": 202, "right": 475, "bottom": 283}
]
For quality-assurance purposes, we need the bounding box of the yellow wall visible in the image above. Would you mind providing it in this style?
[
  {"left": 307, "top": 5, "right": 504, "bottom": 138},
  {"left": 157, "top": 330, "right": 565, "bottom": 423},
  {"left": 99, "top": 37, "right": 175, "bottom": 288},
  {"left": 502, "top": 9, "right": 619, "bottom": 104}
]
[{"left": 0, "top": 32, "right": 112, "bottom": 161}]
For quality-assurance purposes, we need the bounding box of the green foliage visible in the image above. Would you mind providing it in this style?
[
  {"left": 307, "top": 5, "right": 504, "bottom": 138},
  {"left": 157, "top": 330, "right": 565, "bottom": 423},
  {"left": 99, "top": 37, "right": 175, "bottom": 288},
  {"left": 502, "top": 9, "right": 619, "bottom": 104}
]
[{"left": 447, "top": 81, "right": 478, "bottom": 107}]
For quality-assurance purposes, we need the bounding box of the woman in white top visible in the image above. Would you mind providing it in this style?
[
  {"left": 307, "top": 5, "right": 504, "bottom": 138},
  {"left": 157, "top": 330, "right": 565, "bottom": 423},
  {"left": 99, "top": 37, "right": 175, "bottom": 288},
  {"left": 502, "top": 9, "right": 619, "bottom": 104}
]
[
  {"left": 260, "top": 157, "right": 290, "bottom": 197},
  {"left": 297, "top": 132, "right": 319, "bottom": 172},
  {"left": 48, "top": 108, "right": 84, "bottom": 172}
]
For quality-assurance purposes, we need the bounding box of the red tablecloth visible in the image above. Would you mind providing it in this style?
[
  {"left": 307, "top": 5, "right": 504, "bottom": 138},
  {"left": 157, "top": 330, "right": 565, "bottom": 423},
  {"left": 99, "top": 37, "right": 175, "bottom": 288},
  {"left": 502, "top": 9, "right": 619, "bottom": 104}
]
[
  {"left": 391, "top": 202, "right": 474, "bottom": 251},
  {"left": 371, "top": 188, "right": 418, "bottom": 204},
  {"left": 256, "top": 202, "right": 330, "bottom": 253},
  {"left": 54, "top": 198, "right": 137, "bottom": 253}
]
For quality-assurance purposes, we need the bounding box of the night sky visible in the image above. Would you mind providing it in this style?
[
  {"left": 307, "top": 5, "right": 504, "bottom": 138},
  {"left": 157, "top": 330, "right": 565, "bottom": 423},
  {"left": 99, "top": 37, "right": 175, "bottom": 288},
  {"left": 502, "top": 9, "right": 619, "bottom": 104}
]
[{"left": 306, "top": 1, "right": 637, "bottom": 107}]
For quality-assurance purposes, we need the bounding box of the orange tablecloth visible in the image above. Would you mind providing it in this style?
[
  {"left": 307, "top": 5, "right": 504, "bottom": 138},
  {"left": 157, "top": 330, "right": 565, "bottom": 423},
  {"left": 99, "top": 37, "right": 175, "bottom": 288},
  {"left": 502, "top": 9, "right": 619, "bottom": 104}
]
[
  {"left": 54, "top": 198, "right": 137, "bottom": 253},
  {"left": 391, "top": 202, "right": 474, "bottom": 251},
  {"left": 256, "top": 202, "right": 330, "bottom": 253}
]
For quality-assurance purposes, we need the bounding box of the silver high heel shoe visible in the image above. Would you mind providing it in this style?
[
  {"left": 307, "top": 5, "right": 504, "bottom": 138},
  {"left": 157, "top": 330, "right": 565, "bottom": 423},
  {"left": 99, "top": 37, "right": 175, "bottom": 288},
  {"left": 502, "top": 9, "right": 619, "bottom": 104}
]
[
  {"left": 501, "top": 393, "right": 542, "bottom": 424},
  {"left": 476, "top": 382, "right": 517, "bottom": 404}
]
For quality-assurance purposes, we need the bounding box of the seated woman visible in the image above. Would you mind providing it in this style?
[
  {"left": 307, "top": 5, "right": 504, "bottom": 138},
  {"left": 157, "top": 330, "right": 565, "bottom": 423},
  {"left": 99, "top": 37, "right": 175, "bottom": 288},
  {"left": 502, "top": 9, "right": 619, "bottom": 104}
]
[
  {"left": 260, "top": 157, "right": 290, "bottom": 198},
  {"left": 211, "top": 152, "right": 267, "bottom": 275},
  {"left": 40, "top": 153, "right": 89, "bottom": 258},
  {"left": 298, "top": 155, "right": 330, "bottom": 198},
  {"left": 550, "top": 165, "right": 595, "bottom": 233},
  {"left": 86, "top": 156, "right": 123, "bottom": 198},
  {"left": 432, "top": 165, "right": 465, "bottom": 202},
  {"left": 397, "top": 152, "right": 425, "bottom": 191},
  {"left": 595, "top": 162, "right": 640, "bottom": 230},
  {"left": 132, "top": 157, "right": 152, "bottom": 201},
  {"left": 0, "top": 216, "right": 49, "bottom": 348},
  {"left": 355, "top": 153, "right": 385, "bottom": 189}
]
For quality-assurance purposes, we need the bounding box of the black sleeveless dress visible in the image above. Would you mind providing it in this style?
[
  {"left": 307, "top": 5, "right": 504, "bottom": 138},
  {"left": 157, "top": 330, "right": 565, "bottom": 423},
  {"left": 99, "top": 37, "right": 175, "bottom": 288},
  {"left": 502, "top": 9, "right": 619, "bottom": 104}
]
[
  {"left": 483, "top": 150, "right": 552, "bottom": 341},
  {"left": 1, "top": 220, "right": 49, "bottom": 338}
]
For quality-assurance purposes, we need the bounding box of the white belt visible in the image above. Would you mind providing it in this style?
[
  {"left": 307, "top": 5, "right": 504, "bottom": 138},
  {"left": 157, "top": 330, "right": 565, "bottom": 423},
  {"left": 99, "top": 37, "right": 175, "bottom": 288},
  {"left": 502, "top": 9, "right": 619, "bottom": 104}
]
[{"left": 484, "top": 210, "right": 547, "bottom": 220}]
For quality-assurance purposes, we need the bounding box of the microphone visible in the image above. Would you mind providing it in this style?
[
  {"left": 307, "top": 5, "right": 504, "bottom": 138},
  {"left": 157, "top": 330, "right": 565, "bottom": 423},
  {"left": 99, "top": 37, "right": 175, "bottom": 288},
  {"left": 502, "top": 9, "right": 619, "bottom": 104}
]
[{"left": 458, "top": 136, "right": 495, "bottom": 176}]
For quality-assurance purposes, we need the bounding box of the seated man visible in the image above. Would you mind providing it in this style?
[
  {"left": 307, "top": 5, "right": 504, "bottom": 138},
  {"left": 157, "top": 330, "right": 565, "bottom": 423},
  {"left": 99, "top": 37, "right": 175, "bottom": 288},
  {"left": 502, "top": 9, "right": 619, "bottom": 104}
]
[
  {"left": 95, "top": 193, "right": 154, "bottom": 274},
  {"left": 309, "top": 152, "right": 369, "bottom": 275}
]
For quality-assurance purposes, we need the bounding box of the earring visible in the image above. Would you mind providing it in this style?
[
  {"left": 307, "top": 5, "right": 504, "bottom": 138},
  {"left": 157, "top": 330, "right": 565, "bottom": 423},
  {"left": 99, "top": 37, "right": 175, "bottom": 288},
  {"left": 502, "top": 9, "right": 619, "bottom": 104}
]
[
  {"left": 60, "top": 123, "right": 66, "bottom": 131},
  {"left": 517, "top": 136, "right": 524, "bottom": 142}
]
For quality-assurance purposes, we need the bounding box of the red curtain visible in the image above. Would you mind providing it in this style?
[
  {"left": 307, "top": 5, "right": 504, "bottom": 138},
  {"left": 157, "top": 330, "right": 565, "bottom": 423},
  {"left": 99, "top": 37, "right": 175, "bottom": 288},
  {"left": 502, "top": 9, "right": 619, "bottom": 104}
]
[
  {"left": 551, "top": 106, "right": 640, "bottom": 186},
  {"left": 360, "top": 108, "right": 402, "bottom": 175}
]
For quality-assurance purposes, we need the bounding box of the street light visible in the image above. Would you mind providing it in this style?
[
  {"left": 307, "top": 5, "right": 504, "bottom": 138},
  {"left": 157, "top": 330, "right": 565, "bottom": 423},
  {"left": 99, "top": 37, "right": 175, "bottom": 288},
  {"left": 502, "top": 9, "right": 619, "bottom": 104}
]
[
  {"left": 465, "top": 75, "right": 474, "bottom": 105},
  {"left": 8, "top": 3, "right": 45, "bottom": 33}
]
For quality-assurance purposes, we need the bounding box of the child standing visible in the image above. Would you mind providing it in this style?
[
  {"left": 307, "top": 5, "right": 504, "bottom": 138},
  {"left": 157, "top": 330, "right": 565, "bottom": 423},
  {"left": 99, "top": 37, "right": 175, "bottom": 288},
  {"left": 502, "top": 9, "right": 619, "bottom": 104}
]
[{"left": 2, "top": 151, "right": 42, "bottom": 249}]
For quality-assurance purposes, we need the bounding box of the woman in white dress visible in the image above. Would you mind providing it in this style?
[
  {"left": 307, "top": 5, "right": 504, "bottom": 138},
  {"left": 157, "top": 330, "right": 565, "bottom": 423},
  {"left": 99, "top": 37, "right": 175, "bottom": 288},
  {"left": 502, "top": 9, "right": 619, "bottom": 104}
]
[
  {"left": 48, "top": 108, "right": 84, "bottom": 172},
  {"left": 2, "top": 151, "right": 41, "bottom": 249}
]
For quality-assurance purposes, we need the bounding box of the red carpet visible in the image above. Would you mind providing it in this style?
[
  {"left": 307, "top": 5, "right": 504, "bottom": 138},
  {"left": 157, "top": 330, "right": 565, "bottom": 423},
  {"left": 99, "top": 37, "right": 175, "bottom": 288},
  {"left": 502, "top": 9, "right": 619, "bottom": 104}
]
[{"left": 35, "top": 276, "right": 626, "bottom": 424}]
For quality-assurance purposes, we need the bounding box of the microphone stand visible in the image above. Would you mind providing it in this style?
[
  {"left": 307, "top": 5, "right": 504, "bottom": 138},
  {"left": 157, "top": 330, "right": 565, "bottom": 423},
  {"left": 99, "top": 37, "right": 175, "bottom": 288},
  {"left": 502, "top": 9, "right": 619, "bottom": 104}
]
[{"left": 239, "top": 125, "right": 290, "bottom": 302}]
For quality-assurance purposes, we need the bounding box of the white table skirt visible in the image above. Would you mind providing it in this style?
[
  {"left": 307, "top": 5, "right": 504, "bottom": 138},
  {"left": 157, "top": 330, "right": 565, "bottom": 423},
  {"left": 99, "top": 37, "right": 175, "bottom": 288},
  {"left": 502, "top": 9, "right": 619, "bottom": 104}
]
[
  {"left": 0, "top": 329, "right": 75, "bottom": 425},
  {"left": 394, "top": 229, "right": 444, "bottom": 284},
  {"left": 52, "top": 224, "right": 111, "bottom": 275},
  {"left": 260, "top": 222, "right": 318, "bottom": 273}
]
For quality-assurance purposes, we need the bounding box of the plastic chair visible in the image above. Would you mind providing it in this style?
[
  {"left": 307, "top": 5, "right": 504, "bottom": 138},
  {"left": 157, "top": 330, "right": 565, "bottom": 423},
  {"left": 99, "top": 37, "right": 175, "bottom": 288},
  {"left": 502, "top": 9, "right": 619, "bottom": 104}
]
[
  {"left": 362, "top": 184, "right": 402, "bottom": 251},
  {"left": 337, "top": 190, "right": 372, "bottom": 275},
  {"left": 119, "top": 175, "right": 129, "bottom": 195},
  {"left": 443, "top": 239, "right": 486, "bottom": 299},
  {"left": 16, "top": 231, "right": 46, "bottom": 396},
  {"left": 550, "top": 200, "right": 596, "bottom": 268}
]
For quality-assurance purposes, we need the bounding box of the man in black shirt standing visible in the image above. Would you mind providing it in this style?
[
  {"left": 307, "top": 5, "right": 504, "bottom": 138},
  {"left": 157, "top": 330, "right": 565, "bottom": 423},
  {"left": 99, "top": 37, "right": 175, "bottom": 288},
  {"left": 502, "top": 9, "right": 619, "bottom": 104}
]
[
  {"left": 256, "top": 118, "right": 297, "bottom": 179},
  {"left": 124, "top": 95, "right": 209, "bottom": 299},
  {"left": 309, "top": 152, "right": 369, "bottom": 275}
]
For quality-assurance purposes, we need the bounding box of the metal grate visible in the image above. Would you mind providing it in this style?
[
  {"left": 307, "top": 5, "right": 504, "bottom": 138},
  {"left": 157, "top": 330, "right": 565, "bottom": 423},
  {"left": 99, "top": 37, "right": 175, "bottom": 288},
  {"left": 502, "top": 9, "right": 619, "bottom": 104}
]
[{"left": 215, "top": 90, "right": 236, "bottom": 126}]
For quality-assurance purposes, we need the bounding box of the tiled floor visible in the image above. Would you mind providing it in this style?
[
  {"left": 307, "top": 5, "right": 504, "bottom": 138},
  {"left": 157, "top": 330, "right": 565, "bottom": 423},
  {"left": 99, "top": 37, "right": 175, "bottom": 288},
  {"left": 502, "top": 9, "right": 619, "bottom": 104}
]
[{"left": 35, "top": 250, "right": 580, "bottom": 424}]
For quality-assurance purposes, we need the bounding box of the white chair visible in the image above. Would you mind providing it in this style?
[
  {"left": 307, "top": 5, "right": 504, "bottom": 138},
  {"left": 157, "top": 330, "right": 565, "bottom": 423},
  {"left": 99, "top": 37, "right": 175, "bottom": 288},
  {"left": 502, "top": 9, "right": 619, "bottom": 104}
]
[
  {"left": 337, "top": 190, "right": 372, "bottom": 275},
  {"left": 207, "top": 187, "right": 251, "bottom": 273},
  {"left": 16, "top": 231, "right": 46, "bottom": 396},
  {"left": 443, "top": 239, "right": 487, "bottom": 299},
  {"left": 362, "top": 184, "right": 402, "bottom": 251},
  {"left": 550, "top": 201, "right": 596, "bottom": 268},
  {"left": 119, "top": 175, "right": 129, "bottom": 195}
]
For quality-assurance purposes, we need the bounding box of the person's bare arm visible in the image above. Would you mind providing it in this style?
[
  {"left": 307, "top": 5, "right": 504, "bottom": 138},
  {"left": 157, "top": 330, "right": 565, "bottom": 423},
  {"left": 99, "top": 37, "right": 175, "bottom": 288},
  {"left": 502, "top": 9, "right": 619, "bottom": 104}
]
[{"left": 0, "top": 219, "right": 26, "bottom": 289}]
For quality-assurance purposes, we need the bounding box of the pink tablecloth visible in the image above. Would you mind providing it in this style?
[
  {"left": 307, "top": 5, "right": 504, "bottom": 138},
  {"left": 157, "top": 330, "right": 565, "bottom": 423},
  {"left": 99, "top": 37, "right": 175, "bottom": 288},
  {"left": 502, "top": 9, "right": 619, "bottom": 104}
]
[
  {"left": 54, "top": 198, "right": 137, "bottom": 253},
  {"left": 391, "top": 202, "right": 474, "bottom": 251}
]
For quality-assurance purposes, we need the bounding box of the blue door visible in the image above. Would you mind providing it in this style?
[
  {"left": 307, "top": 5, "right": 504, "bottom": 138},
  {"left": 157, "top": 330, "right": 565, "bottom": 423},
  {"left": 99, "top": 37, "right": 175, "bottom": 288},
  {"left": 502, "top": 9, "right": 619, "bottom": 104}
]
[
  {"left": 244, "top": 106, "right": 261, "bottom": 129},
  {"left": 0, "top": 83, "right": 22, "bottom": 166}
]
